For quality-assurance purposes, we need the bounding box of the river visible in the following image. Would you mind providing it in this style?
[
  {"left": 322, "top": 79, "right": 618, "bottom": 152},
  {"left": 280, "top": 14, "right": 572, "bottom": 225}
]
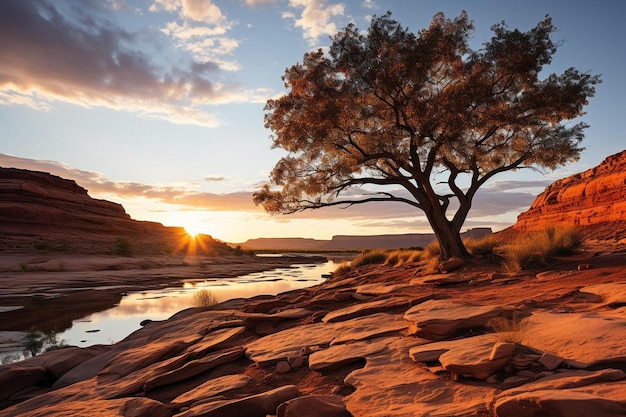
[{"left": 1, "top": 258, "right": 341, "bottom": 363}]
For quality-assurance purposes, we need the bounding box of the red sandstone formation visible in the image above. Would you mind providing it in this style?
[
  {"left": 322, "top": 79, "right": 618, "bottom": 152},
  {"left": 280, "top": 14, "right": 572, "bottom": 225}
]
[
  {"left": 512, "top": 150, "right": 626, "bottom": 241},
  {"left": 0, "top": 167, "right": 232, "bottom": 255}
]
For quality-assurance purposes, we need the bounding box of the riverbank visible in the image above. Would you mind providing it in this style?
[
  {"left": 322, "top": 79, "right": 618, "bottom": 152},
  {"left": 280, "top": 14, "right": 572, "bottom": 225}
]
[{"left": 0, "top": 242, "right": 625, "bottom": 416}]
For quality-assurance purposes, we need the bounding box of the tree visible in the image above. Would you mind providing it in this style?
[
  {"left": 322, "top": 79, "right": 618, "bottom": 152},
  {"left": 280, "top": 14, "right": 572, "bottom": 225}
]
[{"left": 253, "top": 12, "right": 600, "bottom": 261}]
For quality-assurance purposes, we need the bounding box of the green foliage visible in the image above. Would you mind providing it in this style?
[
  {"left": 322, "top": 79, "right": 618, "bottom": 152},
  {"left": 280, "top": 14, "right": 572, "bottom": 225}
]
[
  {"left": 193, "top": 289, "right": 218, "bottom": 308},
  {"left": 19, "top": 262, "right": 29, "bottom": 272},
  {"left": 22, "top": 327, "right": 66, "bottom": 358},
  {"left": 23, "top": 327, "right": 44, "bottom": 357},
  {"left": 115, "top": 237, "right": 131, "bottom": 256},
  {"left": 503, "top": 226, "right": 584, "bottom": 270}
]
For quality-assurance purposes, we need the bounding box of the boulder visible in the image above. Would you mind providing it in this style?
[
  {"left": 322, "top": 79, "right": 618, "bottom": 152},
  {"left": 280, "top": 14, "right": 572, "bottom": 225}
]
[{"left": 404, "top": 300, "right": 504, "bottom": 339}]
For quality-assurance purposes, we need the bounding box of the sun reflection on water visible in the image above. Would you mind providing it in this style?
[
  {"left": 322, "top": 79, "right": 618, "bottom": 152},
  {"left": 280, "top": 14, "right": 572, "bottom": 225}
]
[{"left": 58, "top": 260, "right": 338, "bottom": 348}]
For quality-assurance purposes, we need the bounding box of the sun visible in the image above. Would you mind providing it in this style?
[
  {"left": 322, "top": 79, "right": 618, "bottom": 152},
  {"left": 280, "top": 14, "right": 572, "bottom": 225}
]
[{"left": 184, "top": 224, "right": 204, "bottom": 238}]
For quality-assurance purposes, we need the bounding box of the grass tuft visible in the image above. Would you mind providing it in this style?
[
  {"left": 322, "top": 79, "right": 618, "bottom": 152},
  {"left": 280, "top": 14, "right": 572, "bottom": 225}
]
[
  {"left": 487, "top": 312, "right": 528, "bottom": 344},
  {"left": 503, "top": 225, "right": 584, "bottom": 270},
  {"left": 194, "top": 289, "right": 218, "bottom": 308}
]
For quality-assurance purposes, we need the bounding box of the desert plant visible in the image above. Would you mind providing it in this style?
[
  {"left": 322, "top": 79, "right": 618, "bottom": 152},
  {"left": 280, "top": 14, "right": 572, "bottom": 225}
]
[
  {"left": 333, "top": 261, "right": 354, "bottom": 278},
  {"left": 115, "top": 237, "right": 131, "bottom": 256},
  {"left": 351, "top": 250, "right": 389, "bottom": 268},
  {"left": 503, "top": 225, "right": 584, "bottom": 270},
  {"left": 464, "top": 235, "right": 501, "bottom": 257},
  {"left": 384, "top": 249, "right": 423, "bottom": 267},
  {"left": 23, "top": 327, "right": 67, "bottom": 357},
  {"left": 487, "top": 312, "right": 528, "bottom": 344},
  {"left": 194, "top": 289, "right": 218, "bottom": 308},
  {"left": 23, "top": 327, "right": 44, "bottom": 357}
]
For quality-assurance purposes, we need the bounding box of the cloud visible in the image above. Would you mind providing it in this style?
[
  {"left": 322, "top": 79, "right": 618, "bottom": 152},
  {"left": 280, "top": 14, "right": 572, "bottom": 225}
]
[
  {"left": 1, "top": 153, "right": 537, "bottom": 228},
  {"left": 285, "top": 0, "right": 346, "bottom": 45},
  {"left": 361, "top": 0, "right": 376, "bottom": 9},
  {"left": 0, "top": 1, "right": 261, "bottom": 128}
]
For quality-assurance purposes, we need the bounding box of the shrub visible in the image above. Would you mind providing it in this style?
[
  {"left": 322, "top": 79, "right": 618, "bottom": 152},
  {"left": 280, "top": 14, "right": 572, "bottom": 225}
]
[
  {"left": 333, "top": 261, "right": 354, "bottom": 278},
  {"left": 464, "top": 235, "right": 501, "bottom": 257},
  {"left": 487, "top": 312, "right": 528, "bottom": 344},
  {"left": 194, "top": 289, "right": 218, "bottom": 308},
  {"left": 115, "top": 237, "right": 132, "bottom": 256},
  {"left": 22, "top": 327, "right": 66, "bottom": 357},
  {"left": 503, "top": 225, "right": 584, "bottom": 270},
  {"left": 384, "top": 249, "right": 422, "bottom": 266},
  {"left": 350, "top": 249, "right": 389, "bottom": 268}
]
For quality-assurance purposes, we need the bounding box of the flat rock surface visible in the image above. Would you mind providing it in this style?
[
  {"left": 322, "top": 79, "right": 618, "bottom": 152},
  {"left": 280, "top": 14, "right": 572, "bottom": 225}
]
[
  {"left": 521, "top": 312, "right": 626, "bottom": 367},
  {"left": 171, "top": 374, "right": 252, "bottom": 405},
  {"left": 404, "top": 299, "right": 504, "bottom": 339},
  {"left": 308, "top": 340, "right": 387, "bottom": 371}
]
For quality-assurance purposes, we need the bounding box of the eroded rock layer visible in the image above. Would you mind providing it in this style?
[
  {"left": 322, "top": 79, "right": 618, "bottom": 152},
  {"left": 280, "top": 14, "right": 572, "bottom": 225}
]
[{"left": 512, "top": 150, "right": 626, "bottom": 240}]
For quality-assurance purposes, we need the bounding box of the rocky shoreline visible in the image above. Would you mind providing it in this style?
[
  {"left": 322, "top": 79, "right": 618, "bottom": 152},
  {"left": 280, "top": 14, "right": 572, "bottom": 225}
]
[{"left": 0, "top": 243, "right": 625, "bottom": 416}]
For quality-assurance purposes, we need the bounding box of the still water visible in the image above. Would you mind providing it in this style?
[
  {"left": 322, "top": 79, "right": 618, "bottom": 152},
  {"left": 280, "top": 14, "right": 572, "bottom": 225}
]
[{"left": 57, "top": 259, "right": 338, "bottom": 348}]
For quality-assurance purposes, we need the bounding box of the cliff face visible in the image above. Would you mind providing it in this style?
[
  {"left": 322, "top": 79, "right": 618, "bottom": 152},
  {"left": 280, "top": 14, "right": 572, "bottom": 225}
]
[
  {"left": 512, "top": 150, "right": 626, "bottom": 240},
  {"left": 0, "top": 167, "right": 231, "bottom": 255}
]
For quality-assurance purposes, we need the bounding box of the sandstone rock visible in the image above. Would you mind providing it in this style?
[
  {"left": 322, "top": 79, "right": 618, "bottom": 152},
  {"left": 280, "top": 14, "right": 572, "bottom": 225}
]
[
  {"left": 494, "top": 381, "right": 626, "bottom": 417},
  {"left": 309, "top": 340, "right": 387, "bottom": 372},
  {"left": 538, "top": 352, "right": 563, "bottom": 371},
  {"left": 174, "top": 384, "right": 300, "bottom": 417},
  {"left": 322, "top": 297, "right": 413, "bottom": 323},
  {"left": 580, "top": 282, "right": 626, "bottom": 306},
  {"left": 438, "top": 258, "right": 465, "bottom": 273},
  {"left": 521, "top": 312, "right": 626, "bottom": 367},
  {"left": 276, "top": 394, "right": 350, "bottom": 417},
  {"left": 512, "top": 150, "right": 626, "bottom": 241},
  {"left": 245, "top": 313, "right": 407, "bottom": 363},
  {"left": 185, "top": 326, "right": 245, "bottom": 356},
  {"left": 499, "top": 368, "right": 626, "bottom": 396},
  {"left": 0, "top": 365, "right": 46, "bottom": 401},
  {"left": 439, "top": 339, "right": 515, "bottom": 380},
  {"left": 144, "top": 346, "right": 244, "bottom": 392},
  {"left": 345, "top": 337, "right": 495, "bottom": 417},
  {"left": 404, "top": 300, "right": 504, "bottom": 339},
  {"left": 99, "top": 339, "right": 191, "bottom": 378},
  {"left": 355, "top": 282, "right": 412, "bottom": 295},
  {"left": 20, "top": 345, "right": 111, "bottom": 380},
  {"left": 276, "top": 360, "right": 292, "bottom": 374},
  {"left": 171, "top": 374, "right": 251, "bottom": 406}
]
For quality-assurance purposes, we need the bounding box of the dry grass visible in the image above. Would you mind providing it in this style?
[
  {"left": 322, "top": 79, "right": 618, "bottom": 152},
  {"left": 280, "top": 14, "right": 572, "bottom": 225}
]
[
  {"left": 194, "top": 289, "right": 218, "bottom": 308},
  {"left": 487, "top": 312, "right": 528, "bottom": 344},
  {"left": 503, "top": 225, "right": 584, "bottom": 270},
  {"left": 464, "top": 234, "right": 501, "bottom": 257},
  {"left": 332, "top": 261, "right": 354, "bottom": 278},
  {"left": 384, "top": 249, "right": 422, "bottom": 266}
]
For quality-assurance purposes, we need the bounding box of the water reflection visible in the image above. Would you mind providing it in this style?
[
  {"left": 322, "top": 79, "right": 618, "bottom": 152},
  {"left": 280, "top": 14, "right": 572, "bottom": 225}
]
[{"left": 59, "top": 260, "right": 338, "bottom": 347}]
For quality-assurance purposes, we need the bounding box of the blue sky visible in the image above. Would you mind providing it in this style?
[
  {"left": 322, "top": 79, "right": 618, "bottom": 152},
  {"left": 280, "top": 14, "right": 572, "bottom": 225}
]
[{"left": 1, "top": 0, "right": 624, "bottom": 242}]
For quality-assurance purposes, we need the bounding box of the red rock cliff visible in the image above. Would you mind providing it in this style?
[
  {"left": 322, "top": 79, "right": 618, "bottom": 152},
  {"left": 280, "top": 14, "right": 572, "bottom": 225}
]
[
  {"left": 512, "top": 150, "right": 626, "bottom": 241},
  {"left": 0, "top": 167, "right": 232, "bottom": 255}
]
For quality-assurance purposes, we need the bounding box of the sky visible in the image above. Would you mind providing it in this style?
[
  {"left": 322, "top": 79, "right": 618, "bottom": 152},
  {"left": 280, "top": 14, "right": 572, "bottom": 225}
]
[{"left": 1, "top": 0, "right": 624, "bottom": 243}]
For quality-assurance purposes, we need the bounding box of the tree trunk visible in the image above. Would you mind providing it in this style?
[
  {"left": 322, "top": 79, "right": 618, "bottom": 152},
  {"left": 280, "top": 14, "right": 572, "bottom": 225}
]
[{"left": 424, "top": 209, "right": 471, "bottom": 261}]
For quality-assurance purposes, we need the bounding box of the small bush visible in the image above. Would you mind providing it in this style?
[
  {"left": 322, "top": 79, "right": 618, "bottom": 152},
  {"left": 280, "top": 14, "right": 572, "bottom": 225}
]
[
  {"left": 464, "top": 235, "right": 501, "bottom": 257},
  {"left": 115, "top": 237, "right": 132, "bottom": 256},
  {"left": 333, "top": 262, "right": 354, "bottom": 278},
  {"left": 22, "top": 327, "right": 66, "bottom": 358},
  {"left": 384, "top": 249, "right": 422, "bottom": 266},
  {"left": 487, "top": 312, "right": 528, "bottom": 344},
  {"left": 194, "top": 289, "right": 218, "bottom": 308},
  {"left": 503, "top": 225, "right": 584, "bottom": 270},
  {"left": 351, "top": 249, "right": 389, "bottom": 268}
]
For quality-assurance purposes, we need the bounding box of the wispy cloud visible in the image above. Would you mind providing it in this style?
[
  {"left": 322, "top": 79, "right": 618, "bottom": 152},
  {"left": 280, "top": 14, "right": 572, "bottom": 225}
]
[
  {"left": 0, "top": 1, "right": 265, "bottom": 127},
  {"left": 0, "top": 153, "right": 536, "bottom": 227}
]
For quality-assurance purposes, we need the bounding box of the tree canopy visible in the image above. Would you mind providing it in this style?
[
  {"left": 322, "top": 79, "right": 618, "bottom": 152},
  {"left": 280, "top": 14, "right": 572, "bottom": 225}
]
[{"left": 253, "top": 11, "right": 600, "bottom": 260}]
